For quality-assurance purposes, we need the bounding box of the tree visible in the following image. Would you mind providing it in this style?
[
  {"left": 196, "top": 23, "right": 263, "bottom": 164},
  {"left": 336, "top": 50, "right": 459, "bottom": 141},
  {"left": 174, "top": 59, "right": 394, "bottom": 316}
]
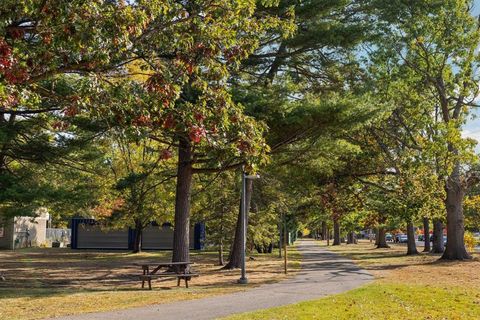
[
  {"left": 320, "top": 181, "right": 363, "bottom": 246},
  {"left": 224, "top": 0, "right": 376, "bottom": 265},
  {"left": 191, "top": 171, "right": 239, "bottom": 266},
  {"left": 75, "top": 0, "right": 294, "bottom": 262},
  {"left": 369, "top": 0, "right": 480, "bottom": 260},
  {"left": 99, "top": 131, "right": 176, "bottom": 253},
  {"left": 0, "top": 0, "right": 171, "bottom": 220}
]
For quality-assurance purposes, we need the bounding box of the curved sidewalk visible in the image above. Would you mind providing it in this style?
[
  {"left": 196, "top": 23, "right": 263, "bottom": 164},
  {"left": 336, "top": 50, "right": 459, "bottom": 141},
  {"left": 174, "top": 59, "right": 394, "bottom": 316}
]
[{"left": 51, "top": 239, "right": 373, "bottom": 320}]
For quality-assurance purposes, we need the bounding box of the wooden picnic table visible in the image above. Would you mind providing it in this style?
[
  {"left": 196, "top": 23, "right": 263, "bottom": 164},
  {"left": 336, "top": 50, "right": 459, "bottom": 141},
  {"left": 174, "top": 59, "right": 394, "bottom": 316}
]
[{"left": 136, "top": 261, "right": 198, "bottom": 290}]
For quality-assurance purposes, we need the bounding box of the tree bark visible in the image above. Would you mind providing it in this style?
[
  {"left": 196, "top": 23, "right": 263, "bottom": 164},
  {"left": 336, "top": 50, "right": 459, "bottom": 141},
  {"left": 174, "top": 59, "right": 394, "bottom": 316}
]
[
  {"left": 218, "top": 239, "right": 224, "bottom": 266},
  {"left": 376, "top": 227, "right": 390, "bottom": 248},
  {"left": 132, "top": 226, "right": 142, "bottom": 253},
  {"left": 375, "top": 228, "right": 380, "bottom": 246},
  {"left": 217, "top": 208, "right": 225, "bottom": 265},
  {"left": 222, "top": 178, "right": 253, "bottom": 269},
  {"left": 172, "top": 137, "right": 193, "bottom": 263},
  {"left": 326, "top": 227, "right": 330, "bottom": 246},
  {"left": 321, "top": 221, "right": 327, "bottom": 240},
  {"left": 332, "top": 219, "right": 340, "bottom": 245},
  {"left": 265, "top": 42, "right": 286, "bottom": 83},
  {"left": 347, "top": 232, "right": 357, "bottom": 244},
  {"left": 422, "top": 217, "right": 430, "bottom": 252},
  {"left": 441, "top": 164, "right": 471, "bottom": 260},
  {"left": 406, "top": 221, "right": 418, "bottom": 255},
  {"left": 431, "top": 219, "right": 444, "bottom": 253}
]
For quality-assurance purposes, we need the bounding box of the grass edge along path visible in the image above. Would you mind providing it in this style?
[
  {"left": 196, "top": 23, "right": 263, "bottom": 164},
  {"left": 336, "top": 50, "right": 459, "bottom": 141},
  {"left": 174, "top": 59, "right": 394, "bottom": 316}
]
[{"left": 224, "top": 282, "right": 480, "bottom": 320}]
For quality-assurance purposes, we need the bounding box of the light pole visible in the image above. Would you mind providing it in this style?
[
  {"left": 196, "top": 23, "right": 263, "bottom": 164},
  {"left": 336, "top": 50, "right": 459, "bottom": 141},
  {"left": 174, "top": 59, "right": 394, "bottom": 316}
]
[{"left": 238, "top": 168, "right": 260, "bottom": 284}]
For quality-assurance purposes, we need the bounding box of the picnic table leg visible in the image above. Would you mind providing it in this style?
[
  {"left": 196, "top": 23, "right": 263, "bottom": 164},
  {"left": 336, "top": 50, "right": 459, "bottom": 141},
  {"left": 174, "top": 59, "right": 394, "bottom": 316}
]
[
  {"left": 142, "top": 265, "right": 149, "bottom": 275},
  {"left": 141, "top": 277, "right": 145, "bottom": 289},
  {"left": 185, "top": 277, "right": 188, "bottom": 288},
  {"left": 148, "top": 277, "right": 152, "bottom": 290},
  {"left": 177, "top": 277, "right": 181, "bottom": 287}
]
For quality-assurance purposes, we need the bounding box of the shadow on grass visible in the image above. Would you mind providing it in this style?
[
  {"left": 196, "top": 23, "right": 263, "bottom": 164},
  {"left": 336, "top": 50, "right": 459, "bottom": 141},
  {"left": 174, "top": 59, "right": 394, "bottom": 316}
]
[{"left": 0, "top": 286, "right": 149, "bottom": 299}]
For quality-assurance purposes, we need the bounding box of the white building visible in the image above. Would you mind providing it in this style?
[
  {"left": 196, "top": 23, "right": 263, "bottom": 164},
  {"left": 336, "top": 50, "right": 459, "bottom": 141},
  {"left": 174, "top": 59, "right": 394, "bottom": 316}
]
[{"left": 0, "top": 210, "right": 49, "bottom": 250}]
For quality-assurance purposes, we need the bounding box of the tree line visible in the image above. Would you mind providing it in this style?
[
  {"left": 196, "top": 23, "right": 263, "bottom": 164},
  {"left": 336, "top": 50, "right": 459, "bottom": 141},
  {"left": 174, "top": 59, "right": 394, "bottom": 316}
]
[{"left": 0, "top": 0, "right": 479, "bottom": 264}]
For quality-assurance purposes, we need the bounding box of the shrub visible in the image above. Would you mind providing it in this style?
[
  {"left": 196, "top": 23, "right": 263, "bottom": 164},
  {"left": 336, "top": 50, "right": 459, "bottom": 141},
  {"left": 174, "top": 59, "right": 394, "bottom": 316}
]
[{"left": 464, "top": 231, "right": 476, "bottom": 253}]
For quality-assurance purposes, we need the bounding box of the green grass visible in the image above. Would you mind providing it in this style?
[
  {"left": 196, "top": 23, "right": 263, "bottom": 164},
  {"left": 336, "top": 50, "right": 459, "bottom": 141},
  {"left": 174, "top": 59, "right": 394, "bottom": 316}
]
[
  {"left": 225, "top": 283, "right": 480, "bottom": 320},
  {"left": 224, "top": 240, "right": 480, "bottom": 319}
]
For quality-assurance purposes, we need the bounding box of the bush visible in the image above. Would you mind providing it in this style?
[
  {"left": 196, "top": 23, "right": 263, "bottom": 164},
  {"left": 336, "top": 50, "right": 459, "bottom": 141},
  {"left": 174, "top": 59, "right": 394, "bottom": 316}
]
[{"left": 464, "top": 231, "right": 476, "bottom": 253}]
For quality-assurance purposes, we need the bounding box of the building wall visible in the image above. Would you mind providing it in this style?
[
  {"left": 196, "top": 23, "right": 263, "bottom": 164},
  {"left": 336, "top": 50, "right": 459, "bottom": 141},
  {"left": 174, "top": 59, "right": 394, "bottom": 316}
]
[
  {"left": 0, "top": 216, "right": 48, "bottom": 249},
  {"left": 70, "top": 218, "right": 205, "bottom": 250},
  {"left": 142, "top": 225, "right": 195, "bottom": 250},
  {"left": 0, "top": 219, "right": 14, "bottom": 250},
  {"left": 14, "top": 216, "right": 48, "bottom": 247},
  {"left": 76, "top": 224, "right": 129, "bottom": 249}
]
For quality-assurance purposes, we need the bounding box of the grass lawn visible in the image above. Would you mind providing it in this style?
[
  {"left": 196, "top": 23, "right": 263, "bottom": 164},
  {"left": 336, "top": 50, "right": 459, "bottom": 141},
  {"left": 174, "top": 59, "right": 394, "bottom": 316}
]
[
  {"left": 0, "top": 246, "right": 300, "bottom": 320},
  {"left": 225, "top": 240, "right": 480, "bottom": 320}
]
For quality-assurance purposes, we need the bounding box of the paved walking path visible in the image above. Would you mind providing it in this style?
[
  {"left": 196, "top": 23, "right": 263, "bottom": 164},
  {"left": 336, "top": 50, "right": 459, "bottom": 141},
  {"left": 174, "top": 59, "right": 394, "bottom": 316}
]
[{"left": 51, "top": 239, "right": 373, "bottom": 320}]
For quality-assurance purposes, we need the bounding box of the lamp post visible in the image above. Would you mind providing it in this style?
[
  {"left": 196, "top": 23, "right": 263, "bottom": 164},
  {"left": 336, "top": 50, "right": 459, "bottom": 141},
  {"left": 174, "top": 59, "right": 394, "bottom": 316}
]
[{"left": 238, "top": 168, "right": 260, "bottom": 284}]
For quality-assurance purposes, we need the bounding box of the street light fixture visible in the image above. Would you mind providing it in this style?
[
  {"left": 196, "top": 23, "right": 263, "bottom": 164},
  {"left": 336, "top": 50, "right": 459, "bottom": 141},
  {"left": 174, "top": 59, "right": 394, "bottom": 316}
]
[{"left": 238, "top": 168, "right": 260, "bottom": 285}]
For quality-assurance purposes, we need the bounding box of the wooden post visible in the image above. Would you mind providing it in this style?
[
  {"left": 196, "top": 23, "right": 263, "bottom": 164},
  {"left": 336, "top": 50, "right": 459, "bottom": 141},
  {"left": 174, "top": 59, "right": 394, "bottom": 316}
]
[
  {"left": 283, "top": 213, "right": 287, "bottom": 274},
  {"left": 278, "top": 221, "right": 282, "bottom": 258}
]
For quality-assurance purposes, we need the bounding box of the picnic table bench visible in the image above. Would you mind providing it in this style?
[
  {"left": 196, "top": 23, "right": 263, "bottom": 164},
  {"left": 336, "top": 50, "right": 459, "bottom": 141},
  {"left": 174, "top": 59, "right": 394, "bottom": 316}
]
[{"left": 136, "top": 261, "right": 199, "bottom": 290}]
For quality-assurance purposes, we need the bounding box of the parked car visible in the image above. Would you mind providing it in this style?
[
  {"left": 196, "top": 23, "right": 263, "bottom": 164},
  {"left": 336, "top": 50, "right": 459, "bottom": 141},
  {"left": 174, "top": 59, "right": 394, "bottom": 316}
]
[
  {"left": 386, "top": 233, "right": 393, "bottom": 241},
  {"left": 399, "top": 234, "right": 408, "bottom": 243}
]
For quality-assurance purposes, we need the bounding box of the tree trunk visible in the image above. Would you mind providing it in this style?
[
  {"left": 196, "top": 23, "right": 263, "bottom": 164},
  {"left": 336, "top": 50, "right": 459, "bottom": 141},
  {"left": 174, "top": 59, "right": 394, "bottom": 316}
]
[
  {"left": 375, "top": 228, "right": 380, "bottom": 246},
  {"left": 132, "top": 226, "right": 142, "bottom": 253},
  {"left": 222, "top": 179, "right": 253, "bottom": 269},
  {"left": 218, "top": 239, "right": 224, "bottom": 266},
  {"left": 218, "top": 209, "right": 225, "bottom": 265},
  {"left": 326, "top": 227, "right": 330, "bottom": 246},
  {"left": 441, "top": 164, "right": 471, "bottom": 260},
  {"left": 406, "top": 221, "right": 418, "bottom": 255},
  {"left": 347, "top": 232, "right": 357, "bottom": 244},
  {"left": 376, "top": 227, "right": 390, "bottom": 248},
  {"left": 321, "top": 221, "right": 327, "bottom": 240},
  {"left": 332, "top": 219, "right": 340, "bottom": 245},
  {"left": 431, "top": 219, "right": 444, "bottom": 253},
  {"left": 422, "top": 217, "right": 430, "bottom": 252},
  {"left": 172, "top": 138, "right": 193, "bottom": 263}
]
